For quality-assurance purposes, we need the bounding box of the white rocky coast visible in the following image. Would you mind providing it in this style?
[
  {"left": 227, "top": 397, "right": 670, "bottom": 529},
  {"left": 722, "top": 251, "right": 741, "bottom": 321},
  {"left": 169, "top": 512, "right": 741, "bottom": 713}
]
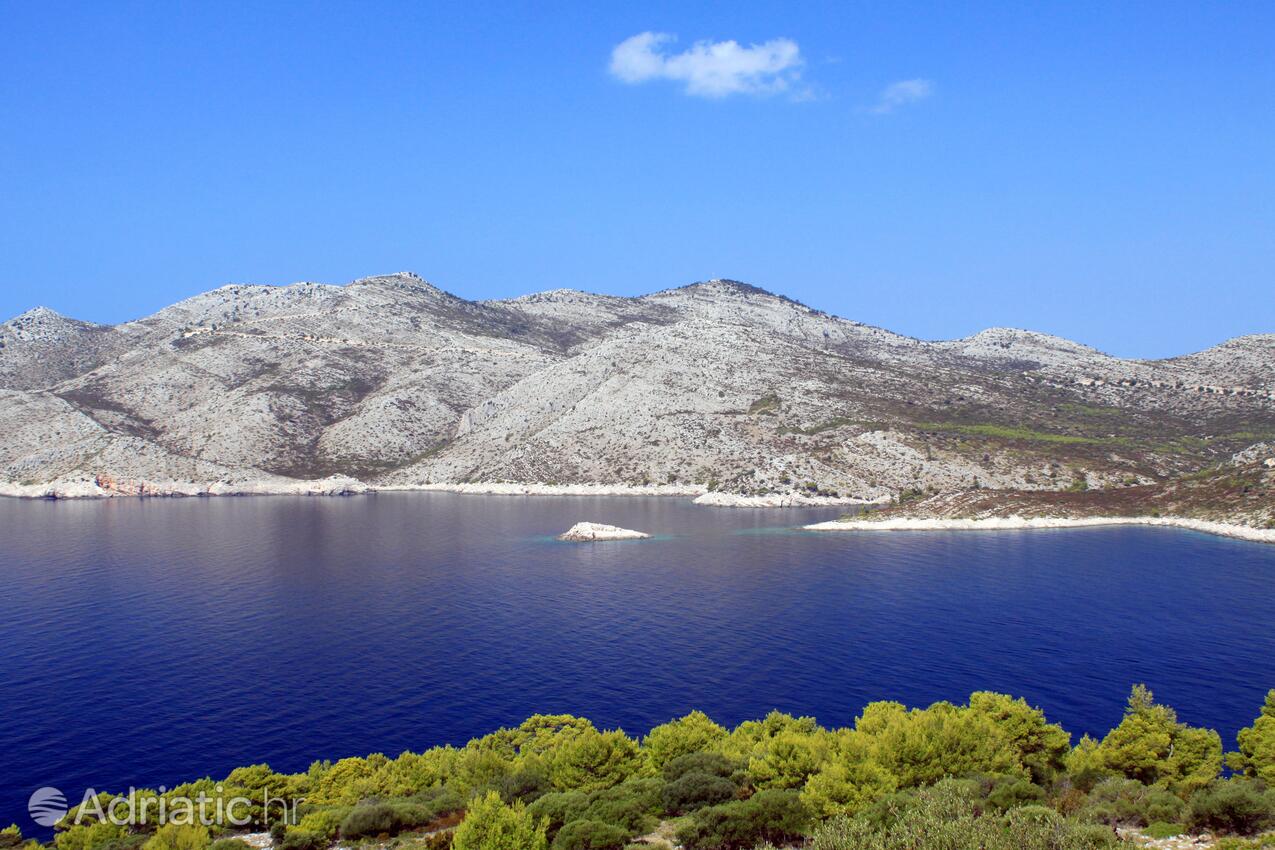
[
  {"left": 558, "top": 522, "right": 651, "bottom": 541},
  {"left": 398, "top": 482, "right": 702, "bottom": 498},
  {"left": 804, "top": 515, "right": 1275, "bottom": 545},
  {"left": 0, "top": 474, "right": 367, "bottom": 499},
  {"left": 693, "top": 491, "right": 887, "bottom": 508}
]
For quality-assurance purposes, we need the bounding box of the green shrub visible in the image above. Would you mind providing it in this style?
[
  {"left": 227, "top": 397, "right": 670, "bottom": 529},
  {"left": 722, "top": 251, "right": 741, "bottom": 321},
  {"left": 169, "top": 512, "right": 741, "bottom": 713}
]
[
  {"left": 1086, "top": 686, "right": 1222, "bottom": 793},
  {"left": 676, "top": 789, "right": 808, "bottom": 850},
  {"left": 142, "top": 825, "right": 210, "bottom": 850},
  {"left": 1235, "top": 690, "right": 1275, "bottom": 785},
  {"left": 56, "top": 823, "right": 129, "bottom": 850},
  {"left": 853, "top": 791, "right": 918, "bottom": 832},
  {"left": 209, "top": 841, "right": 252, "bottom": 850},
  {"left": 663, "top": 753, "right": 735, "bottom": 782},
  {"left": 1144, "top": 822, "right": 1185, "bottom": 838},
  {"left": 1144, "top": 790, "right": 1188, "bottom": 825},
  {"left": 294, "top": 808, "right": 348, "bottom": 839},
  {"left": 1080, "top": 777, "right": 1184, "bottom": 827},
  {"left": 526, "top": 792, "right": 589, "bottom": 836},
  {"left": 642, "top": 713, "right": 729, "bottom": 771},
  {"left": 0, "top": 828, "right": 24, "bottom": 850},
  {"left": 452, "top": 791, "right": 548, "bottom": 850},
  {"left": 588, "top": 778, "right": 661, "bottom": 812},
  {"left": 661, "top": 772, "right": 737, "bottom": 814},
  {"left": 579, "top": 799, "right": 650, "bottom": 835},
  {"left": 339, "top": 801, "right": 433, "bottom": 839},
  {"left": 809, "top": 779, "right": 1122, "bottom": 850},
  {"left": 549, "top": 819, "right": 629, "bottom": 850},
  {"left": 1213, "top": 837, "right": 1275, "bottom": 850},
  {"left": 547, "top": 730, "right": 640, "bottom": 793},
  {"left": 1003, "top": 804, "right": 1061, "bottom": 829},
  {"left": 414, "top": 786, "right": 465, "bottom": 819},
  {"left": 986, "top": 779, "right": 1045, "bottom": 811},
  {"left": 1187, "top": 778, "right": 1275, "bottom": 835},
  {"left": 497, "top": 767, "right": 551, "bottom": 804},
  {"left": 278, "top": 830, "right": 325, "bottom": 850}
]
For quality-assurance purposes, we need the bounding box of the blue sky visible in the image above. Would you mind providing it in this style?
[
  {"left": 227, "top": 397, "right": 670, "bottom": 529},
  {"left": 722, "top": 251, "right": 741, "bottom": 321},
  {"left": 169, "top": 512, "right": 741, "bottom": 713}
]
[{"left": 1, "top": 1, "right": 1271, "bottom": 358}]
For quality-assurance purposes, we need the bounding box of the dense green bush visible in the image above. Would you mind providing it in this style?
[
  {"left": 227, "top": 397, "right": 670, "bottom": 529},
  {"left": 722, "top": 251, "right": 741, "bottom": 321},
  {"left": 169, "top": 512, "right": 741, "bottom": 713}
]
[
  {"left": 549, "top": 820, "right": 629, "bottom": 850},
  {"left": 547, "top": 730, "right": 640, "bottom": 793},
  {"left": 496, "top": 766, "right": 551, "bottom": 803},
  {"left": 1234, "top": 690, "right": 1275, "bottom": 785},
  {"left": 675, "top": 789, "right": 808, "bottom": 850},
  {"left": 1212, "top": 837, "right": 1275, "bottom": 850},
  {"left": 451, "top": 791, "right": 547, "bottom": 850},
  {"left": 1144, "top": 822, "right": 1185, "bottom": 838},
  {"left": 641, "top": 712, "right": 728, "bottom": 771},
  {"left": 809, "top": 780, "right": 1123, "bottom": 850},
  {"left": 526, "top": 792, "right": 590, "bottom": 835},
  {"left": 577, "top": 798, "right": 651, "bottom": 835},
  {"left": 986, "top": 778, "right": 1046, "bottom": 811},
  {"left": 208, "top": 840, "right": 251, "bottom": 850},
  {"left": 339, "top": 801, "right": 433, "bottom": 839},
  {"left": 293, "top": 808, "right": 347, "bottom": 840},
  {"left": 662, "top": 752, "right": 735, "bottom": 782},
  {"left": 277, "top": 830, "right": 324, "bottom": 850},
  {"left": 852, "top": 790, "right": 918, "bottom": 832},
  {"left": 661, "top": 772, "right": 737, "bottom": 814},
  {"left": 1187, "top": 778, "right": 1275, "bottom": 835},
  {"left": 1072, "top": 686, "right": 1222, "bottom": 794},
  {"left": 1079, "top": 777, "right": 1185, "bottom": 826},
  {"left": 141, "top": 825, "right": 208, "bottom": 850}
]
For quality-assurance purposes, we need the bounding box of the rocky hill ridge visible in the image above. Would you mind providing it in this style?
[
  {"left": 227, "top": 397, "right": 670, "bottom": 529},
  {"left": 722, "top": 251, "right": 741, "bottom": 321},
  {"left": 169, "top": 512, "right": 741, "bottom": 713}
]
[{"left": 1, "top": 273, "right": 1271, "bottom": 509}]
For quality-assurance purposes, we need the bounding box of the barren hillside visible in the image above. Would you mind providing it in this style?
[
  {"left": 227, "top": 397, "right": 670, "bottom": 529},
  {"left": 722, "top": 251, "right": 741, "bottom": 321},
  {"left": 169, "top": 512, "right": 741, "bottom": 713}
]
[{"left": 1, "top": 273, "right": 1272, "bottom": 510}]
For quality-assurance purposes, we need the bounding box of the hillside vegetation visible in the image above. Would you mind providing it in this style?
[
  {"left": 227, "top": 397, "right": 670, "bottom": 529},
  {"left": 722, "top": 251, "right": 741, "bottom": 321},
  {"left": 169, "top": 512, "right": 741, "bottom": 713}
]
[{"left": 10, "top": 687, "right": 1275, "bottom": 850}]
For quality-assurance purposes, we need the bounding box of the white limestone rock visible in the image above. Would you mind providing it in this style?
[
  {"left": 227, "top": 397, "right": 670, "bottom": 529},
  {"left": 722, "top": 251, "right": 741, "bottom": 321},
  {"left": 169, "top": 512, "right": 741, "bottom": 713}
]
[{"left": 558, "top": 522, "right": 650, "bottom": 541}]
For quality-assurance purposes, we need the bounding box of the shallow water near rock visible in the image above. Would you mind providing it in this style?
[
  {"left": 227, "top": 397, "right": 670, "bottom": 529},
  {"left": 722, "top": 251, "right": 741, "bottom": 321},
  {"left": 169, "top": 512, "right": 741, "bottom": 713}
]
[{"left": 1, "top": 492, "right": 1274, "bottom": 830}]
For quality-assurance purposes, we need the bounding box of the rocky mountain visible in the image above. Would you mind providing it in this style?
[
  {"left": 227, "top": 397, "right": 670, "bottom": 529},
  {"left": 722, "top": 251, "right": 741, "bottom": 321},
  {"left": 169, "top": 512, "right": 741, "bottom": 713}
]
[{"left": 1, "top": 272, "right": 1272, "bottom": 507}]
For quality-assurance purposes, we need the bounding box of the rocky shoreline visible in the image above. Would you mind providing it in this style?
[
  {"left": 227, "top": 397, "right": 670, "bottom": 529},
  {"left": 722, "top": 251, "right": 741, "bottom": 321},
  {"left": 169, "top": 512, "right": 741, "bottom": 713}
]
[
  {"left": 4, "top": 477, "right": 1271, "bottom": 545},
  {"left": 0, "top": 476, "right": 883, "bottom": 506},
  {"left": 0, "top": 475, "right": 369, "bottom": 500},
  {"left": 805, "top": 514, "right": 1275, "bottom": 544}
]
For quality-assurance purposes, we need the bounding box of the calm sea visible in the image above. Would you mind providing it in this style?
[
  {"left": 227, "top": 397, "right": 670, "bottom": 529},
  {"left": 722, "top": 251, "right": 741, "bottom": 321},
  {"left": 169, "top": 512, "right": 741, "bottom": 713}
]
[{"left": 2, "top": 493, "right": 1273, "bottom": 831}]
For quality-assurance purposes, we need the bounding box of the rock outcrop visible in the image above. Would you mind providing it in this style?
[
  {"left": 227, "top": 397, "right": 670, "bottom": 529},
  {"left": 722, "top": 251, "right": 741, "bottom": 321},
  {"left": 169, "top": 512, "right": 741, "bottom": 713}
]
[{"left": 558, "top": 522, "right": 650, "bottom": 541}]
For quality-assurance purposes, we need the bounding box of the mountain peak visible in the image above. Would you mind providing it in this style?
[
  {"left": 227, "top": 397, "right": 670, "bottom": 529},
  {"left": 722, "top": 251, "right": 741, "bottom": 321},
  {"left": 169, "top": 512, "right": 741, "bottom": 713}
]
[
  {"left": 690, "top": 278, "right": 778, "bottom": 296},
  {"left": 7, "top": 306, "right": 68, "bottom": 324},
  {"left": 646, "top": 279, "right": 823, "bottom": 318},
  {"left": 349, "top": 271, "right": 453, "bottom": 296}
]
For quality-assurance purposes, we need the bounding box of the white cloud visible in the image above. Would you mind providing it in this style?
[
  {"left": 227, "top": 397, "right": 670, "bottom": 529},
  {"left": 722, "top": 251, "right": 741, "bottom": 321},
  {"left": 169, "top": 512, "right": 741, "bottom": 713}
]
[
  {"left": 869, "top": 78, "right": 933, "bottom": 113},
  {"left": 608, "top": 32, "right": 804, "bottom": 98}
]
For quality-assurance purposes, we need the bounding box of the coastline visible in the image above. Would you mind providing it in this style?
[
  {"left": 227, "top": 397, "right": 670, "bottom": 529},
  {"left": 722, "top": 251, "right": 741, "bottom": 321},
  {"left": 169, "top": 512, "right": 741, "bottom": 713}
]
[
  {"left": 387, "top": 483, "right": 885, "bottom": 507},
  {"left": 804, "top": 514, "right": 1275, "bottom": 545},
  {"left": 0, "top": 475, "right": 369, "bottom": 500},
  {"left": 383, "top": 481, "right": 704, "bottom": 498},
  {"left": 3, "top": 478, "right": 1265, "bottom": 541},
  {"left": 0, "top": 476, "right": 880, "bottom": 508},
  {"left": 691, "top": 491, "right": 886, "bottom": 508}
]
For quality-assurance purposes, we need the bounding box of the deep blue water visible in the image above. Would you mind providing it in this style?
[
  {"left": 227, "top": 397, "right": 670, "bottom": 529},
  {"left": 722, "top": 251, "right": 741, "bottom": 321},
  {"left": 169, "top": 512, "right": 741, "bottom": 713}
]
[{"left": 2, "top": 493, "right": 1274, "bottom": 832}]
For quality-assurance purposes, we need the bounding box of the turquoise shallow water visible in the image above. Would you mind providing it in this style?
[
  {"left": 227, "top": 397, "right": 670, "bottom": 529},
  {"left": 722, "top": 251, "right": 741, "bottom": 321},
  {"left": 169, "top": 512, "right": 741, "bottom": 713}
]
[{"left": 1, "top": 492, "right": 1273, "bottom": 831}]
